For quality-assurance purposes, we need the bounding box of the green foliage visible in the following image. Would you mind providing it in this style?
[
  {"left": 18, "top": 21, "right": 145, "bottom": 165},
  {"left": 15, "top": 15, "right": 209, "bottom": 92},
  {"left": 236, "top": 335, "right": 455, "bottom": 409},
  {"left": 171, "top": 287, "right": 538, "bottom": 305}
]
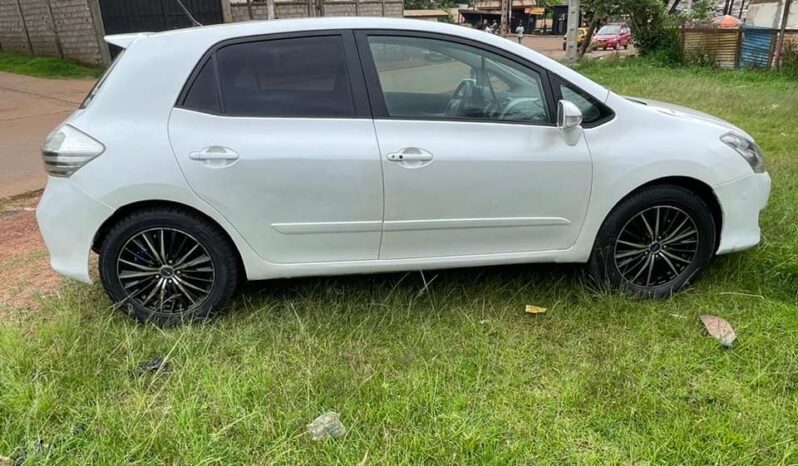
[{"left": 0, "top": 52, "right": 103, "bottom": 79}]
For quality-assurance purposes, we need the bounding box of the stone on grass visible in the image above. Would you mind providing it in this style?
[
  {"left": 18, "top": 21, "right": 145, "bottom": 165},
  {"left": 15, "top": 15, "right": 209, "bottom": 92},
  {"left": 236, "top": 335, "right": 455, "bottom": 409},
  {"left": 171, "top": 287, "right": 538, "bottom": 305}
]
[
  {"left": 135, "top": 356, "right": 171, "bottom": 375},
  {"left": 307, "top": 412, "right": 346, "bottom": 440}
]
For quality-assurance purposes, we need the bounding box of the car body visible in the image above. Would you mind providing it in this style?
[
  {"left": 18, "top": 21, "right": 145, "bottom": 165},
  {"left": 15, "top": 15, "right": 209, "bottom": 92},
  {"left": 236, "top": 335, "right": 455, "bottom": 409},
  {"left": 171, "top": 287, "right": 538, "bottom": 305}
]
[
  {"left": 591, "top": 24, "right": 631, "bottom": 50},
  {"left": 562, "top": 27, "right": 589, "bottom": 51},
  {"left": 36, "top": 18, "right": 770, "bottom": 324}
]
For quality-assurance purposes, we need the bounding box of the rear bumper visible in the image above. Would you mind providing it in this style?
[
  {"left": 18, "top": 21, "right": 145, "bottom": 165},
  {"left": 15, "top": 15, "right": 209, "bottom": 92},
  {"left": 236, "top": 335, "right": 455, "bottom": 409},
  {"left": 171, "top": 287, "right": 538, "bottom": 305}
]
[
  {"left": 714, "top": 172, "right": 771, "bottom": 254},
  {"left": 36, "top": 176, "right": 113, "bottom": 284}
]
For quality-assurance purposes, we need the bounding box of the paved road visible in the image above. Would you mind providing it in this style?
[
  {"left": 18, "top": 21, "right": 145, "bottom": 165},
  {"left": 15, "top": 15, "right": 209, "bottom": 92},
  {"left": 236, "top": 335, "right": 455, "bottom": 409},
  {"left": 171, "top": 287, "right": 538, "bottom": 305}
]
[{"left": 0, "top": 71, "right": 93, "bottom": 198}]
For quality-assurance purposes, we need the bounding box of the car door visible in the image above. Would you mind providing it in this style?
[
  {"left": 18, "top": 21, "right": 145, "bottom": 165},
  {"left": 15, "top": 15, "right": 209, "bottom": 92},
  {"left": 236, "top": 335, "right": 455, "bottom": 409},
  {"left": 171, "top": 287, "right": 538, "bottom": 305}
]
[
  {"left": 356, "top": 32, "right": 594, "bottom": 260},
  {"left": 169, "top": 31, "right": 384, "bottom": 264}
]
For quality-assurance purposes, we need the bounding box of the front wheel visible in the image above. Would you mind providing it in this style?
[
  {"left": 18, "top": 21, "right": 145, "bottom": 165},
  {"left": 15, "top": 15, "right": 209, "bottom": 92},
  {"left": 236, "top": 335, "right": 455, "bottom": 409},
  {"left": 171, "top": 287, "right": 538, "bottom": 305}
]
[
  {"left": 99, "top": 207, "right": 240, "bottom": 325},
  {"left": 589, "top": 186, "right": 716, "bottom": 297}
]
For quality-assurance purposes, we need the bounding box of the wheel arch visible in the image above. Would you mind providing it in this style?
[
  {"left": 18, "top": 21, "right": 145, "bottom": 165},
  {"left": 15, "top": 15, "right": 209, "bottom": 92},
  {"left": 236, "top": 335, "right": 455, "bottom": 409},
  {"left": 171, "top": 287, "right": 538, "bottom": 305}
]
[
  {"left": 91, "top": 200, "right": 246, "bottom": 274},
  {"left": 612, "top": 176, "right": 723, "bottom": 250}
]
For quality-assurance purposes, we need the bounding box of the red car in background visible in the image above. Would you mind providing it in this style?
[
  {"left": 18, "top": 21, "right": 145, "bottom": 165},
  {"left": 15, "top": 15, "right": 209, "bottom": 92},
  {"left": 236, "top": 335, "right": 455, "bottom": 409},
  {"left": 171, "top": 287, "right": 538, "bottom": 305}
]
[{"left": 591, "top": 24, "right": 631, "bottom": 50}]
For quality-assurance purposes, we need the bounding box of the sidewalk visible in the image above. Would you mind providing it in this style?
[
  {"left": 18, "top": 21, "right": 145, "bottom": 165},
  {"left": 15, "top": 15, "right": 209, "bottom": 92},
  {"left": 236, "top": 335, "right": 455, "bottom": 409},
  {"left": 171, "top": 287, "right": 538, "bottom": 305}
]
[{"left": 0, "top": 71, "right": 94, "bottom": 198}]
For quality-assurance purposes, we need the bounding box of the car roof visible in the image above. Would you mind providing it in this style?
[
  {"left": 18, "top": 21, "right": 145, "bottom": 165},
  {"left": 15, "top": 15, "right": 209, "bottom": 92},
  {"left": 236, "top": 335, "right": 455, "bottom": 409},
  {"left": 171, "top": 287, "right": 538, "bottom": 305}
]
[{"left": 114, "top": 17, "right": 610, "bottom": 103}]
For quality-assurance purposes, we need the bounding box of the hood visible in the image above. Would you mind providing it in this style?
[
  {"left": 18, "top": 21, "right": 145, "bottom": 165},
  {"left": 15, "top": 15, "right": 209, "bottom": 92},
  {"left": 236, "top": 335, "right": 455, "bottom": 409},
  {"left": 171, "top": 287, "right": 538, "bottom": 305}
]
[{"left": 625, "top": 96, "right": 751, "bottom": 139}]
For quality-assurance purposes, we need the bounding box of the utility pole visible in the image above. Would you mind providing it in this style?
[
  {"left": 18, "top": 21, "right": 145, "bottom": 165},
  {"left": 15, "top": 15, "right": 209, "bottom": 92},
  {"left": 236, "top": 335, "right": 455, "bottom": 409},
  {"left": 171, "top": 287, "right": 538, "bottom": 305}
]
[
  {"left": 565, "top": 0, "right": 580, "bottom": 62},
  {"left": 500, "top": 0, "right": 510, "bottom": 35},
  {"left": 773, "top": 0, "right": 793, "bottom": 69}
]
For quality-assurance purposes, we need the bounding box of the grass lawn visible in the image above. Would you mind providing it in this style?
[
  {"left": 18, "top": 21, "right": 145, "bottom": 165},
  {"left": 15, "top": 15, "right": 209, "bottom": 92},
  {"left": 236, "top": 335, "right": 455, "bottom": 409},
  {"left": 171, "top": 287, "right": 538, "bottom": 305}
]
[
  {"left": 1, "top": 60, "right": 797, "bottom": 464},
  {"left": 0, "top": 52, "right": 103, "bottom": 79}
]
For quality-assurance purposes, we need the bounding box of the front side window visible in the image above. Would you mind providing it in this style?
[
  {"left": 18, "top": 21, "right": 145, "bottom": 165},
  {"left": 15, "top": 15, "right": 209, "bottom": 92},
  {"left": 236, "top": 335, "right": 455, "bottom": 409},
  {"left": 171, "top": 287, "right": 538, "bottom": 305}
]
[
  {"left": 367, "top": 36, "right": 550, "bottom": 124},
  {"left": 212, "top": 35, "right": 355, "bottom": 118},
  {"left": 558, "top": 81, "right": 610, "bottom": 125}
]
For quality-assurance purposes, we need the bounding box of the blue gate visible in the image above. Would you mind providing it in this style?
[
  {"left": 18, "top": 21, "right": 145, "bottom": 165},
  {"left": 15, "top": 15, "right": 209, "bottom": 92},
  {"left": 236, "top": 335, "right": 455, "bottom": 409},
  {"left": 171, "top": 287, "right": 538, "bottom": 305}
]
[{"left": 739, "top": 26, "right": 775, "bottom": 69}]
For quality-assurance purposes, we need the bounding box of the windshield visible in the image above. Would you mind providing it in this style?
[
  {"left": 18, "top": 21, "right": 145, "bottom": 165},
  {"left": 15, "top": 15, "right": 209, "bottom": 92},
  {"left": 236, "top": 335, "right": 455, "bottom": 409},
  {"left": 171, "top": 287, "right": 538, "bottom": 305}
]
[{"left": 598, "top": 26, "right": 621, "bottom": 35}]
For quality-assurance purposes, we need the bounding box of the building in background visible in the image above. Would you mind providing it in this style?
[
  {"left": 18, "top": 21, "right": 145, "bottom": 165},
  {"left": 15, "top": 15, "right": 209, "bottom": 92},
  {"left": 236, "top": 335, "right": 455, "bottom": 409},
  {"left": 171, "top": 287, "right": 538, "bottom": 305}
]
[
  {"left": 0, "top": 0, "right": 403, "bottom": 66},
  {"left": 746, "top": 0, "right": 797, "bottom": 28},
  {"left": 459, "top": 0, "right": 546, "bottom": 33},
  {"left": 403, "top": 9, "right": 451, "bottom": 21}
]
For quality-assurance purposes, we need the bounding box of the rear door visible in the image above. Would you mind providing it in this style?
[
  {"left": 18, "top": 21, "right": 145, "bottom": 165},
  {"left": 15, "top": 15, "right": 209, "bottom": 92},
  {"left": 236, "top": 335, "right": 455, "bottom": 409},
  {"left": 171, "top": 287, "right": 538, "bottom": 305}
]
[{"left": 169, "top": 31, "right": 384, "bottom": 264}]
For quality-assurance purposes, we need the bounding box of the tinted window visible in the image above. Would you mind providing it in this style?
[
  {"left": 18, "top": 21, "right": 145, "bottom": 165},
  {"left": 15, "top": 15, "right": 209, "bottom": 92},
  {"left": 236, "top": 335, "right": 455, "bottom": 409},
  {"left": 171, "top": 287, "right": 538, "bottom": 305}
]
[
  {"left": 215, "top": 36, "right": 355, "bottom": 118},
  {"left": 367, "top": 36, "right": 549, "bottom": 124},
  {"left": 183, "top": 57, "right": 220, "bottom": 113},
  {"left": 559, "top": 82, "right": 603, "bottom": 124}
]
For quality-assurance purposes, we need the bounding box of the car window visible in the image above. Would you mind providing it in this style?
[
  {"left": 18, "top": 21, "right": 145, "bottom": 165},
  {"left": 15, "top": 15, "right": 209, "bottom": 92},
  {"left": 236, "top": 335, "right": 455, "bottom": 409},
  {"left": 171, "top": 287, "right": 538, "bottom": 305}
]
[
  {"left": 214, "top": 35, "right": 355, "bottom": 118},
  {"left": 367, "top": 36, "right": 549, "bottom": 124},
  {"left": 598, "top": 26, "right": 621, "bottom": 35},
  {"left": 183, "top": 57, "right": 221, "bottom": 114},
  {"left": 559, "top": 82, "right": 604, "bottom": 124}
]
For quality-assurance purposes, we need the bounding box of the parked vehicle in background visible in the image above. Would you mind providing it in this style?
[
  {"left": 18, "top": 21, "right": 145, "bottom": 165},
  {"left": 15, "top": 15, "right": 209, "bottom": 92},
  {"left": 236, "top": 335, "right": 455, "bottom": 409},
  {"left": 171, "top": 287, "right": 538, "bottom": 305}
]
[
  {"left": 591, "top": 24, "right": 631, "bottom": 50},
  {"left": 562, "top": 27, "right": 590, "bottom": 51},
  {"left": 37, "top": 18, "right": 770, "bottom": 325}
]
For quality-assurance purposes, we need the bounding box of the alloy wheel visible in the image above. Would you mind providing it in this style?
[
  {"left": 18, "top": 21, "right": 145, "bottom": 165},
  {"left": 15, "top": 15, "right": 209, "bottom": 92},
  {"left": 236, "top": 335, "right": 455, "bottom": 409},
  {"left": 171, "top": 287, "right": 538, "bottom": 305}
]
[
  {"left": 116, "top": 228, "right": 215, "bottom": 313},
  {"left": 613, "top": 206, "right": 699, "bottom": 288}
]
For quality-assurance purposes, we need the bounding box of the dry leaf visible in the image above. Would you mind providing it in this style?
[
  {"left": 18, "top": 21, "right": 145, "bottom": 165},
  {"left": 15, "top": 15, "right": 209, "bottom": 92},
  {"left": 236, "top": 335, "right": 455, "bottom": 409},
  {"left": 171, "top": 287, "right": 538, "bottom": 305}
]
[
  {"left": 699, "top": 315, "right": 737, "bottom": 348},
  {"left": 525, "top": 305, "right": 547, "bottom": 315}
]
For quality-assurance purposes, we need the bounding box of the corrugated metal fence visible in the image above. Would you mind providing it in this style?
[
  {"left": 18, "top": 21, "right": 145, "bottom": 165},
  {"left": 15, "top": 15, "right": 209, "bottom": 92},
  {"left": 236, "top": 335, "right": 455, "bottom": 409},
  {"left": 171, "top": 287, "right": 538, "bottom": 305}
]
[{"left": 682, "top": 26, "right": 798, "bottom": 69}]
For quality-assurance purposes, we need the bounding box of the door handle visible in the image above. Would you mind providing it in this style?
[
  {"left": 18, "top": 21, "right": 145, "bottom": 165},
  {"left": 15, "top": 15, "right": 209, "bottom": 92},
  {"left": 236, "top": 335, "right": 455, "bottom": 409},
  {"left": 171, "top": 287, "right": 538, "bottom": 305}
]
[
  {"left": 386, "top": 147, "right": 434, "bottom": 163},
  {"left": 189, "top": 146, "right": 239, "bottom": 162}
]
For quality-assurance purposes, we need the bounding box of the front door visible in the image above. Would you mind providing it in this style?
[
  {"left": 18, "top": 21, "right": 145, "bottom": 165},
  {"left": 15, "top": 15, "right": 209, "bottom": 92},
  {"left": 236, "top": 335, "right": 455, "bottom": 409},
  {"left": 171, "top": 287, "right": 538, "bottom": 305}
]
[
  {"left": 169, "top": 32, "right": 383, "bottom": 264},
  {"left": 357, "top": 33, "right": 593, "bottom": 260}
]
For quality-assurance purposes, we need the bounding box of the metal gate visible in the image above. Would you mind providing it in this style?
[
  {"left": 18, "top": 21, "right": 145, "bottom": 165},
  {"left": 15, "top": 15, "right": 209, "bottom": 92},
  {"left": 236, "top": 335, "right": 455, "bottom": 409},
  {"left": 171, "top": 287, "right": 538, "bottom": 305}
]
[
  {"left": 739, "top": 26, "right": 776, "bottom": 69},
  {"left": 100, "top": 0, "right": 223, "bottom": 37}
]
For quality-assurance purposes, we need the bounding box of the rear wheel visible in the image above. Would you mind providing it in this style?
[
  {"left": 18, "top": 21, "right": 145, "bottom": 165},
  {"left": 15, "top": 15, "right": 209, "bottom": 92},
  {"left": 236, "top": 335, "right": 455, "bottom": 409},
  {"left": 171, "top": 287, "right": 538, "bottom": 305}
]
[
  {"left": 589, "top": 185, "right": 716, "bottom": 297},
  {"left": 99, "top": 207, "right": 239, "bottom": 325}
]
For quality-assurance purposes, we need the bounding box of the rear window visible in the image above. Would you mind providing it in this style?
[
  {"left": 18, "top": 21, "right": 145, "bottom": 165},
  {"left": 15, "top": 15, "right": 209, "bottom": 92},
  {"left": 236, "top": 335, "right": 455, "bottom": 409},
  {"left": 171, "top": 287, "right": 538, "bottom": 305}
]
[
  {"left": 80, "top": 51, "right": 124, "bottom": 109},
  {"left": 203, "top": 35, "right": 355, "bottom": 118}
]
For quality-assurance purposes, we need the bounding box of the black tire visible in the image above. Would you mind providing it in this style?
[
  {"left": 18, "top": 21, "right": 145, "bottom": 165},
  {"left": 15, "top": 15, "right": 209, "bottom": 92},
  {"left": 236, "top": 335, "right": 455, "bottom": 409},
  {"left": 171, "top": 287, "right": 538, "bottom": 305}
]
[
  {"left": 589, "top": 185, "right": 716, "bottom": 298},
  {"left": 99, "top": 207, "right": 240, "bottom": 325}
]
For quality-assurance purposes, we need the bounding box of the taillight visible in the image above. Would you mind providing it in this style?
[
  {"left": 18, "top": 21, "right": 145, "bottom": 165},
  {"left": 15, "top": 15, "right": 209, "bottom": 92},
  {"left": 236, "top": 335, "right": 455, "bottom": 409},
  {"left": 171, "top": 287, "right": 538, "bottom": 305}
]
[{"left": 41, "top": 125, "right": 105, "bottom": 177}]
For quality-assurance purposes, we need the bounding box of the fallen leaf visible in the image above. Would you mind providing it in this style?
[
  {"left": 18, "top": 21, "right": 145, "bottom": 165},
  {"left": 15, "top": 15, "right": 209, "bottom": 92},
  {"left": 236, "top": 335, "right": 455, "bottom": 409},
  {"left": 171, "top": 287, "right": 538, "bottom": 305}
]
[
  {"left": 525, "top": 305, "right": 547, "bottom": 315},
  {"left": 699, "top": 315, "right": 737, "bottom": 348}
]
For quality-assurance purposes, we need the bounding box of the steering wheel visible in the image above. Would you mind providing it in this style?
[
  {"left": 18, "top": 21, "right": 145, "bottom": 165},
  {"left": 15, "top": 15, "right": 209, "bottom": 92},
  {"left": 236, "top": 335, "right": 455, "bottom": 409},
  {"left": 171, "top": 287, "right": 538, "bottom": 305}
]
[
  {"left": 498, "top": 97, "right": 547, "bottom": 121},
  {"left": 445, "top": 79, "right": 477, "bottom": 117}
]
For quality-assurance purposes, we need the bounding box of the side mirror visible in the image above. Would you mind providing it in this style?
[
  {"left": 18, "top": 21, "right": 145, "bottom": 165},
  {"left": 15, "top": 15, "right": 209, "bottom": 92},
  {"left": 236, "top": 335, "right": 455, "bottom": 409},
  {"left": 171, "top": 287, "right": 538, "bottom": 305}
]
[{"left": 557, "top": 100, "right": 583, "bottom": 131}]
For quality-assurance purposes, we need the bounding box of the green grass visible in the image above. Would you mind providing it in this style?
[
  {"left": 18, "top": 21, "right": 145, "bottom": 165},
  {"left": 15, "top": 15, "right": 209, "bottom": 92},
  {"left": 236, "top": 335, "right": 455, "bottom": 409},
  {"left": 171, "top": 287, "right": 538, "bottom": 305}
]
[
  {"left": 0, "top": 51, "right": 103, "bottom": 79},
  {"left": 1, "top": 60, "right": 797, "bottom": 464}
]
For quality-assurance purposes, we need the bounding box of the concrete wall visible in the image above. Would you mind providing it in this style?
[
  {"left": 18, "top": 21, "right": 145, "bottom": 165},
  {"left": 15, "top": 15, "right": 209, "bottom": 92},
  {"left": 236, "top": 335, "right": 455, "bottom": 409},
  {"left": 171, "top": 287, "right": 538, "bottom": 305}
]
[
  {"left": 0, "top": 0, "right": 106, "bottom": 65},
  {"left": 229, "top": 0, "right": 402, "bottom": 21},
  {"left": 0, "top": 0, "right": 402, "bottom": 66}
]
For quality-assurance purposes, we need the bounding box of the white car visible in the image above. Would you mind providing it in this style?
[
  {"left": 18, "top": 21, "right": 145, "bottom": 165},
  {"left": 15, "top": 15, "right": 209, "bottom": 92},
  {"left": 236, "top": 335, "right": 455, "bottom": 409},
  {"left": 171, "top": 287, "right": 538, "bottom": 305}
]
[{"left": 37, "top": 18, "right": 770, "bottom": 325}]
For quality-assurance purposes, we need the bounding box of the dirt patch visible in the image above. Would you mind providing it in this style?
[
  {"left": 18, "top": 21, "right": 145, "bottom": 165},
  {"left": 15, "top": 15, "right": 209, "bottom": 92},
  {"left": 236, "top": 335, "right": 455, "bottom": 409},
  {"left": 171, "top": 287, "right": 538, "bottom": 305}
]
[{"left": 0, "top": 191, "right": 61, "bottom": 314}]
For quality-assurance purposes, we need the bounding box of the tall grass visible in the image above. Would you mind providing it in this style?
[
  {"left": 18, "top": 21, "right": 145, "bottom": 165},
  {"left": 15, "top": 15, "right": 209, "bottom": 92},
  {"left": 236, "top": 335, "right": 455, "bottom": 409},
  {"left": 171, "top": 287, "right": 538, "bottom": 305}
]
[{"left": 1, "top": 60, "right": 796, "bottom": 464}]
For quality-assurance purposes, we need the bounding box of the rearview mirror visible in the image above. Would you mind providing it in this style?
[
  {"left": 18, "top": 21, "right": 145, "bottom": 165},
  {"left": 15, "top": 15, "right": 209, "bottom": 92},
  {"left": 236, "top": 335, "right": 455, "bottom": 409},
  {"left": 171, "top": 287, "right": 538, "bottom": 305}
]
[{"left": 557, "top": 100, "right": 583, "bottom": 131}]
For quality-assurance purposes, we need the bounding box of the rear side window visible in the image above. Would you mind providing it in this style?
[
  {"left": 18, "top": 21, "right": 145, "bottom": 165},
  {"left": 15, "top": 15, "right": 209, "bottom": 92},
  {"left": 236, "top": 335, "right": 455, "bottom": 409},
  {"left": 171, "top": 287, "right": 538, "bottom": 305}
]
[
  {"left": 211, "top": 35, "right": 355, "bottom": 118},
  {"left": 183, "top": 57, "right": 221, "bottom": 114}
]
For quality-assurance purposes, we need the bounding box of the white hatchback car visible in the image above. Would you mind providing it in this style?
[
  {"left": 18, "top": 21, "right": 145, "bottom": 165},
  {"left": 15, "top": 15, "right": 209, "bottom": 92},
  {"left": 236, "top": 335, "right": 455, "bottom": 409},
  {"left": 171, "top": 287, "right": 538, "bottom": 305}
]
[{"left": 37, "top": 18, "right": 770, "bottom": 324}]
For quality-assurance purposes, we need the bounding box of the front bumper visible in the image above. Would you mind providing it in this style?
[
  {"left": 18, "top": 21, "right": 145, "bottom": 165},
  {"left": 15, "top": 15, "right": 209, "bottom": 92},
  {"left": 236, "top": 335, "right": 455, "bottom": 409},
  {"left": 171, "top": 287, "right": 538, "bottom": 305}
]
[
  {"left": 714, "top": 172, "right": 771, "bottom": 254},
  {"left": 36, "top": 176, "right": 113, "bottom": 284}
]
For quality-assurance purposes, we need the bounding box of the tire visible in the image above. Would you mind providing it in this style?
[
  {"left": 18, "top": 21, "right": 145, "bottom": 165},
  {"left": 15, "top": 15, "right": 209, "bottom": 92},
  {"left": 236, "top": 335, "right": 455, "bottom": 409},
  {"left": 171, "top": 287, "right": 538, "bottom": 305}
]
[
  {"left": 588, "top": 185, "right": 716, "bottom": 298},
  {"left": 99, "top": 207, "right": 240, "bottom": 325}
]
